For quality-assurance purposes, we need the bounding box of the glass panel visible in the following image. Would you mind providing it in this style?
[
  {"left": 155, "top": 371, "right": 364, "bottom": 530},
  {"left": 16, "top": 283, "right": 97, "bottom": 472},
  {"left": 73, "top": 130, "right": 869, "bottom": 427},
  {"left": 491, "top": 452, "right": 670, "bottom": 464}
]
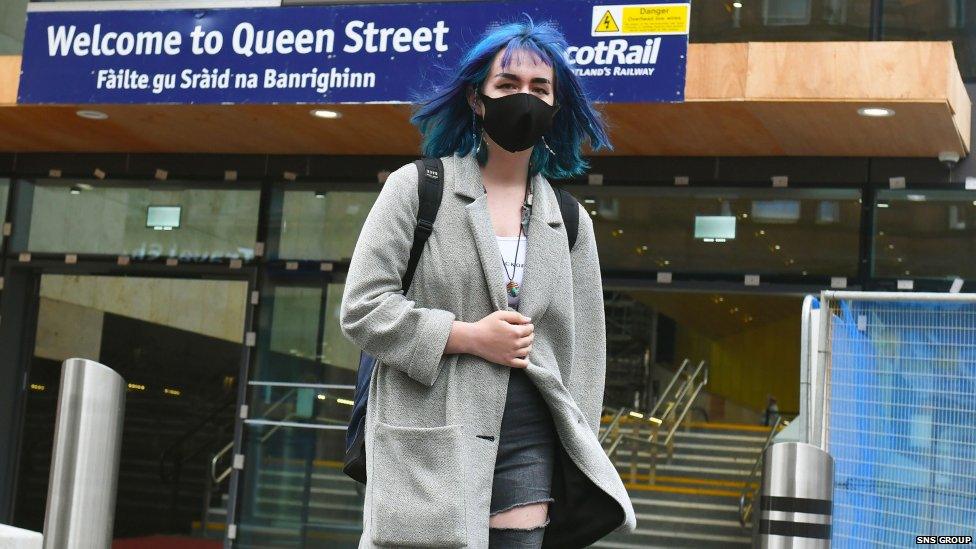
[
  {"left": 276, "top": 188, "right": 378, "bottom": 261},
  {"left": 882, "top": 0, "right": 976, "bottom": 80},
  {"left": 236, "top": 423, "right": 361, "bottom": 548},
  {"left": 574, "top": 187, "right": 861, "bottom": 277},
  {"left": 246, "top": 382, "right": 355, "bottom": 429},
  {"left": 691, "top": 0, "right": 872, "bottom": 43},
  {"left": 874, "top": 190, "right": 976, "bottom": 279},
  {"left": 19, "top": 180, "right": 260, "bottom": 258},
  {"left": 254, "top": 281, "right": 359, "bottom": 384},
  {"left": 13, "top": 274, "right": 248, "bottom": 538}
]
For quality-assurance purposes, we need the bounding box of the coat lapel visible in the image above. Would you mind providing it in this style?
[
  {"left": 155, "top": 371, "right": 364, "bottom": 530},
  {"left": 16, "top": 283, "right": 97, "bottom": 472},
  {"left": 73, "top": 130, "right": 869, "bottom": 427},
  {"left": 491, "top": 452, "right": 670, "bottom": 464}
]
[{"left": 452, "top": 154, "right": 564, "bottom": 321}]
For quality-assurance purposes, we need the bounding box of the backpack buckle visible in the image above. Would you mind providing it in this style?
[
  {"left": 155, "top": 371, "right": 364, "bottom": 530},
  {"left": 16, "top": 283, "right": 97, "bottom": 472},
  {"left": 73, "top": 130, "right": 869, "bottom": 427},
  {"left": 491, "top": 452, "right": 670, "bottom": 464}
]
[{"left": 417, "top": 219, "right": 434, "bottom": 233}]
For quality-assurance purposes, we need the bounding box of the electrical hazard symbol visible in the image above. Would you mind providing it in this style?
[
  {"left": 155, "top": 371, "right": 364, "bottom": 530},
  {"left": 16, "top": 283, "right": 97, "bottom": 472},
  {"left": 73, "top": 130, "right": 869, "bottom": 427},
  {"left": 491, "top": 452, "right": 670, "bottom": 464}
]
[{"left": 595, "top": 10, "right": 620, "bottom": 33}]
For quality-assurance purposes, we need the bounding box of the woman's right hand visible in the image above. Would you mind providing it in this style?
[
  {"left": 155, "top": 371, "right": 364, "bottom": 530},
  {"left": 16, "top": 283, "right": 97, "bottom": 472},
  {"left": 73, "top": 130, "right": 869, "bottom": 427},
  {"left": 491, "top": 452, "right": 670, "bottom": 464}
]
[{"left": 469, "top": 310, "right": 534, "bottom": 368}]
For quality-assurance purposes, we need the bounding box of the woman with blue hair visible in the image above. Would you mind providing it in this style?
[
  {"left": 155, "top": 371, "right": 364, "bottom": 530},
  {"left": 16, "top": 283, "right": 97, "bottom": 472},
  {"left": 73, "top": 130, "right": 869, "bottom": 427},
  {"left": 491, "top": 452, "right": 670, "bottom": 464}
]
[{"left": 340, "top": 12, "right": 637, "bottom": 549}]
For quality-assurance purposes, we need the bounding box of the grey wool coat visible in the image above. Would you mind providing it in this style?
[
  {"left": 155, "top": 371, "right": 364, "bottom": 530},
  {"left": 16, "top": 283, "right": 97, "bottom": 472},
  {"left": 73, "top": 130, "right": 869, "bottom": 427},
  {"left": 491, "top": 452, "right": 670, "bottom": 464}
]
[{"left": 339, "top": 152, "right": 637, "bottom": 548}]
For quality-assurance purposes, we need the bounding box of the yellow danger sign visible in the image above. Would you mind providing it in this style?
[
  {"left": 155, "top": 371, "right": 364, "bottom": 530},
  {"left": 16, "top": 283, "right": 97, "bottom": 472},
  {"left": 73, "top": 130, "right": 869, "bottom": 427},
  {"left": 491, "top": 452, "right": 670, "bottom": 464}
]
[
  {"left": 595, "top": 10, "right": 620, "bottom": 33},
  {"left": 591, "top": 3, "right": 690, "bottom": 37}
]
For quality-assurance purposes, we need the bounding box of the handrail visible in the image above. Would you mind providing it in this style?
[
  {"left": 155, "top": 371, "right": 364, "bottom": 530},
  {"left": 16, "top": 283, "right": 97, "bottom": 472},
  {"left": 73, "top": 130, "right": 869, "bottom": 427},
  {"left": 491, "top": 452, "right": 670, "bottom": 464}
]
[
  {"left": 647, "top": 358, "right": 690, "bottom": 420},
  {"left": 210, "top": 388, "right": 353, "bottom": 484},
  {"left": 209, "top": 387, "right": 298, "bottom": 484},
  {"left": 599, "top": 358, "right": 693, "bottom": 447},
  {"left": 663, "top": 360, "right": 708, "bottom": 447},
  {"left": 598, "top": 405, "right": 627, "bottom": 445},
  {"left": 738, "top": 415, "right": 784, "bottom": 527},
  {"left": 211, "top": 440, "right": 235, "bottom": 484},
  {"left": 602, "top": 359, "right": 708, "bottom": 485},
  {"left": 211, "top": 409, "right": 308, "bottom": 484},
  {"left": 159, "top": 393, "right": 237, "bottom": 484},
  {"left": 604, "top": 360, "right": 703, "bottom": 459}
]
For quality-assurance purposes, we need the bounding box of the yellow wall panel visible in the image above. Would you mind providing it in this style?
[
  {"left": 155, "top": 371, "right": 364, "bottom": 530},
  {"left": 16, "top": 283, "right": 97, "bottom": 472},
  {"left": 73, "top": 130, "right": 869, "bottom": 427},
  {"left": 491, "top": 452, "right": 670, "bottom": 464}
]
[{"left": 673, "top": 316, "right": 801, "bottom": 414}]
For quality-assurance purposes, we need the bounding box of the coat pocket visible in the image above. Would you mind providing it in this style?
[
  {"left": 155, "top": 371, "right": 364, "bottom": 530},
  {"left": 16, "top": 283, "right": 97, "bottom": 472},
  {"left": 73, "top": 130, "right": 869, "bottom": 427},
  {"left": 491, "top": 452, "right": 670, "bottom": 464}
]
[{"left": 370, "top": 420, "right": 468, "bottom": 547}]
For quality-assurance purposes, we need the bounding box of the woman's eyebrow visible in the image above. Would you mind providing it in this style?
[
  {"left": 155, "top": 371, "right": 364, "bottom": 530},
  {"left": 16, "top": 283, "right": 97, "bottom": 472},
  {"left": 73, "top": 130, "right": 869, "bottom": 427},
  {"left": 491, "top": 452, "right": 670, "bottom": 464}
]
[{"left": 493, "top": 72, "right": 552, "bottom": 85}]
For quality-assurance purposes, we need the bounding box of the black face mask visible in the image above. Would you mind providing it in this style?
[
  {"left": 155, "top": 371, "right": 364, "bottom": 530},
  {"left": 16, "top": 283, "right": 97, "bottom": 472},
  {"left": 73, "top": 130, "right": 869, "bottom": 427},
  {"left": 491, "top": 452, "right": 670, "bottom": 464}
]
[{"left": 476, "top": 91, "right": 558, "bottom": 153}]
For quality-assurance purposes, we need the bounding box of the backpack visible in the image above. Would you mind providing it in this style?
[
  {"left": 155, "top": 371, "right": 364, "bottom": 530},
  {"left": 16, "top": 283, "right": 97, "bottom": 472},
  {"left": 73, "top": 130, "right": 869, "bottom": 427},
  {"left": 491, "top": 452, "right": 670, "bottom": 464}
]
[{"left": 342, "top": 156, "right": 581, "bottom": 485}]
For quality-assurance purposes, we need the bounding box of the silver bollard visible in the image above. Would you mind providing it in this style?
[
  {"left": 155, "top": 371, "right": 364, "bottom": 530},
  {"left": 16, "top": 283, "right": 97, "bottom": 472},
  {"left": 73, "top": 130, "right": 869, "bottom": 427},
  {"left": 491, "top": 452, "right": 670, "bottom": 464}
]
[
  {"left": 758, "top": 442, "right": 833, "bottom": 548},
  {"left": 42, "top": 358, "right": 126, "bottom": 549}
]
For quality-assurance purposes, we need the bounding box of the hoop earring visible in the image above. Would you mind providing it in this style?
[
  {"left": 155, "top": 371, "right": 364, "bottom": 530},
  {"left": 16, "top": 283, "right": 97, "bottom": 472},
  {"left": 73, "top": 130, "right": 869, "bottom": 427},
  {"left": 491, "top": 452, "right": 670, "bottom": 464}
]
[{"left": 542, "top": 135, "right": 556, "bottom": 156}]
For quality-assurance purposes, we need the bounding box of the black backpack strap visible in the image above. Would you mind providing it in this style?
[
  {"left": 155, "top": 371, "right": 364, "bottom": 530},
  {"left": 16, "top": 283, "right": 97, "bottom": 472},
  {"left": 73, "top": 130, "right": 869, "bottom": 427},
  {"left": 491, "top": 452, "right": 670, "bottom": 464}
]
[
  {"left": 553, "top": 186, "right": 580, "bottom": 252},
  {"left": 402, "top": 157, "right": 444, "bottom": 292}
]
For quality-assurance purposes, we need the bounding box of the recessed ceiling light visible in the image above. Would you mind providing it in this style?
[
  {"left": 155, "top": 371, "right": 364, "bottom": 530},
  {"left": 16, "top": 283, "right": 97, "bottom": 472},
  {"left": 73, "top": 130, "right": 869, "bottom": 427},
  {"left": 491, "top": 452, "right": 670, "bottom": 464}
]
[
  {"left": 76, "top": 110, "right": 108, "bottom": 120},
  {"left": 857, "top": 107, "right": 895, "bottom": 117},
  {"left": 310, "top": 109, "right": 341, "bottom": 119},
  {"left": 732, "top": 1, "right": 743, "bottom": 7}
]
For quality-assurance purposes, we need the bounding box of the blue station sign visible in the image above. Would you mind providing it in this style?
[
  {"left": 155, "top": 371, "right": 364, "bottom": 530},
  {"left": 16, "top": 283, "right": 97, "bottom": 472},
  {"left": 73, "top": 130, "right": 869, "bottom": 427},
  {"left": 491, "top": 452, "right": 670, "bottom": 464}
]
[{"left": 18, "top": 0, "right": 689, "bottom": 104}]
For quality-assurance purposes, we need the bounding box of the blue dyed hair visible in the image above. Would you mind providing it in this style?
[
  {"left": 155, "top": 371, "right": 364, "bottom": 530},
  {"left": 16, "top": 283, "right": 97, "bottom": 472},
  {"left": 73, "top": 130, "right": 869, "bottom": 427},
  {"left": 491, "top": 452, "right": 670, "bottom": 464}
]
[{"left": 408, "top": 13, "right": 613, "bottom": 180}]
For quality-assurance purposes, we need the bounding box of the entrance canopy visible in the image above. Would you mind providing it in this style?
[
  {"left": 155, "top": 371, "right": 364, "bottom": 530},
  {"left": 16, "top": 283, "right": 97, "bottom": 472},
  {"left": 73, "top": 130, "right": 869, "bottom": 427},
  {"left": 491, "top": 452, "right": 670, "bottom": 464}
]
[{"left": 0, "top": 41, "right": 968, "bottom": 158}]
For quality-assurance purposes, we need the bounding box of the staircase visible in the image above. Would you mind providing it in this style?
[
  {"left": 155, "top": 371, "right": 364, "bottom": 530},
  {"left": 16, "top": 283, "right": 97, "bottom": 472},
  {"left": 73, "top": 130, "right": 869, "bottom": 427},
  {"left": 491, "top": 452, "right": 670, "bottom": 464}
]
[
  {"left": 595, "top": 420, "right": 769, "bottom": 548},
  {"left": 199, "top": 357, "right": 774, "bottom": 547},
  {"left": 196, "top": 458, "right": 365, "bottom": 548},
  {"left": 197, "top": 421, "right": 768, "bottom": 548}
]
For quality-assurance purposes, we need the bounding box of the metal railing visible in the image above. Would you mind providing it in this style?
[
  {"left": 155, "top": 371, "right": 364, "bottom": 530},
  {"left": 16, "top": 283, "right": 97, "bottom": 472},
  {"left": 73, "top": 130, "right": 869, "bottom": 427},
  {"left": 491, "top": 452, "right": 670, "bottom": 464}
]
[
  {"left": 738, "top": 415, "right": 783, "bottom": 527},
  {"left": 210, "top": 385, "right": 354, "bottom": 484},
  {"left": 205, "top": 384, "right": 355, "bottom": 537},
  {"left": 210, "top": 387, "right": 296, "bottom": 485},
  {"left": 599, "top": 359, "right": 708, "bottom": 485}
]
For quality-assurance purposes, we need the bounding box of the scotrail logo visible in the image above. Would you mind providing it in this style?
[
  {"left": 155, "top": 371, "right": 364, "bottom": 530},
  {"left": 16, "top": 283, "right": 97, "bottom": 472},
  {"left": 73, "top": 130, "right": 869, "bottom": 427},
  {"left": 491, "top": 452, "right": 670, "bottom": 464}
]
[{"left": 564, "top": 37, "right": 661, "bottom": 77}]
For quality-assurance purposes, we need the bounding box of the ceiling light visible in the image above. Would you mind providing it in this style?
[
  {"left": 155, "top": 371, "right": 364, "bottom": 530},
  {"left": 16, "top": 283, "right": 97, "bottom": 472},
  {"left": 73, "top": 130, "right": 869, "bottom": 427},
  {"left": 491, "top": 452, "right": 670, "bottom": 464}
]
[
  {"left": 76, "top": 110, "right": 108, "bottom": 120},
  {"left": 732, "top": 1, "right": 742, "bottom": 7},
  {"left": 857, "top": 107, "right": 895, "bottom": 117},
  {"left": 906, "top": 194, "right": 926, "bottom": 202},
  {"left": 310, "top": 109, "right": 342, "bottom": 119}
]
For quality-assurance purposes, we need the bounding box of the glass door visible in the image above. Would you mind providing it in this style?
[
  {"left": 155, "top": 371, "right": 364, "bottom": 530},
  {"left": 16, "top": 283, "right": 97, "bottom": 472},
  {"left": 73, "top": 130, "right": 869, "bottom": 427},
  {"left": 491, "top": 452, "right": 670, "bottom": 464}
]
[
  {"left": 11, "top": 271, "right": 251, "bottom": 545},
  {"left": 233, "top": 275, "right": 362, "bottom": 549}
]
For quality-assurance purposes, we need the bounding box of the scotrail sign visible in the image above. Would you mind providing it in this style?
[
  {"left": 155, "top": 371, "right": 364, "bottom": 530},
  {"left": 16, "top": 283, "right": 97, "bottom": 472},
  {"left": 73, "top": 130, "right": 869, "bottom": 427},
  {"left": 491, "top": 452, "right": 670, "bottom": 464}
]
[{"left": 18, "top": 0, "right": 689, "bottom": 105}]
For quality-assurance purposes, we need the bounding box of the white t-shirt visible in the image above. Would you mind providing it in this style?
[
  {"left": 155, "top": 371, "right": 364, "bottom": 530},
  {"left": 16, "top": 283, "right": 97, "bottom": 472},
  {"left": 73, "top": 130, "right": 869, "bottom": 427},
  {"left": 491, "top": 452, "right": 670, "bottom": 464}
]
[{"left": 496, "top": 235, "right": 527, "bottom": 308}]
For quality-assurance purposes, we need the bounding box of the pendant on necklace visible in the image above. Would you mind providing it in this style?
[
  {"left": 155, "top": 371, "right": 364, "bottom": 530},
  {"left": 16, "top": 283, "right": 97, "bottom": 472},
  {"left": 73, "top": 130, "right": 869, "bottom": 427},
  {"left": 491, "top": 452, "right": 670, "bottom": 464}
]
[{"left": 506, "top": 280, "right": 520, "bottom": 298}]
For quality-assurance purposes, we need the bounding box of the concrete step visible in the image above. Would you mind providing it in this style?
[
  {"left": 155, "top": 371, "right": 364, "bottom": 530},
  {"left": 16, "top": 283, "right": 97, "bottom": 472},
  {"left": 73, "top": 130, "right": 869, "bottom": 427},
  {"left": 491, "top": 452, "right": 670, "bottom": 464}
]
[
  {"left": 629, "top": 494, "right": 740, "bottom": 522},
  {"left": 617, "top": 461, "right": 753, "bottom": 483},
  {"left": 613, "top": 441, "right": 765, "bottom": 458},
  {"left": 613, "top": 447, "right": 761, "bottom": 466}
]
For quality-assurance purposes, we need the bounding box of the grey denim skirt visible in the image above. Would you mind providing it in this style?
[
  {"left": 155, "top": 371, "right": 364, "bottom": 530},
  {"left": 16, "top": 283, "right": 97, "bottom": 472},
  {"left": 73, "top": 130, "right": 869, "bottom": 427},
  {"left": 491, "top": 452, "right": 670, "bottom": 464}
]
[{"left": 490, "top": 366, "right": 558, "bottom": 521}]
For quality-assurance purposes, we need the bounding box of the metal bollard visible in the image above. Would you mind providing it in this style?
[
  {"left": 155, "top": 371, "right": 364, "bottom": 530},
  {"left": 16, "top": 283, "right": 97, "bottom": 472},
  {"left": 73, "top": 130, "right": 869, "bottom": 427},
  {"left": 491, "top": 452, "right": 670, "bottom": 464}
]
[
  {"left": 42, "top": 358, "right": 126, "bottom": 549},
  {"left": 758, "top": 442, "right": 833, "bottom": 548}
]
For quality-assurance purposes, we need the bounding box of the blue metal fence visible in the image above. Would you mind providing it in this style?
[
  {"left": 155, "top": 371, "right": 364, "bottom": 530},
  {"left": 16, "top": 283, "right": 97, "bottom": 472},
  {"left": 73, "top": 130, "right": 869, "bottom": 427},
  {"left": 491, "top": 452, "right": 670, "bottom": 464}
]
[{"left": 825, "top": 297, "right": 976, "bottom": 547}]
